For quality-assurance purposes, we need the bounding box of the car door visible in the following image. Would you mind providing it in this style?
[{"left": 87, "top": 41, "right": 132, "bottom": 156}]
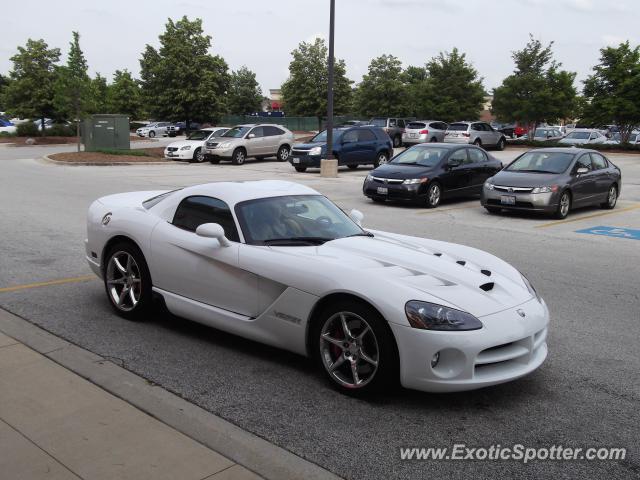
[
  {"left": 466, "top": 147, "right": 491, "bottom": 191},
  {"left": 246, "top": 126, "right": 266, "bottom": 156},
  {"left": 263, "top": 126, "right": 283, "bottom": 156},
  {"left": 440, "top": 148, "right": 473, "bottom": 195},
  {"left": 356, "top": 128, "right": 378, "bottom": 165},
  {"left": 338, "top": 129, "right": 361, "bottom": 164},
  {"left": 590, "top": 153, "right": 612, "bottom": 202},
  {"left": 150, "top": 195, "right": 259, "bottom": 317},
  {"left": 570, "top": 154, "right": 597, "bottom": 206}
]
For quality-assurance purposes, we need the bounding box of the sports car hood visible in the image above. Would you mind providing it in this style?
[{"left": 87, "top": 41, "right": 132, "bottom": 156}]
[
  {"left": 491, "top": 171, "right": 564, "bottom": 187},
  {"left": 269, "top": 232, "right": 534, "bottom": 318}
]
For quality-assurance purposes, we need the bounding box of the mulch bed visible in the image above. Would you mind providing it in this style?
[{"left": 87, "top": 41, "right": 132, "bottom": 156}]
[{"left": 49, "top": 147, "right": 170, "bottom": 164}]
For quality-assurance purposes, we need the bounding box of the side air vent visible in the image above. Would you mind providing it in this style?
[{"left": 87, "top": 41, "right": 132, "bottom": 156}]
[
  {"left": 479, "top": 282, "right": 495, "bottom": 292},
  {"left": 481, "top": 269, "right": 491, "bottom": 276},
  {"left": 456, "top": 260, "right": 466, "bottom": 266}
]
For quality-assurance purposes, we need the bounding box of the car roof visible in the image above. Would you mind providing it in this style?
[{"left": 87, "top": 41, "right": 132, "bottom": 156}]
[
  {"left": 172, "top": 180, "right": 320, "bottom": 206},
  {"left": 412, "top": 143, "right": 466, "bottom": 150}
]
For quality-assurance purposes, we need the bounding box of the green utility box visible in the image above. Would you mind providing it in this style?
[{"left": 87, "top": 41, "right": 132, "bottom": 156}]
[{"left": 82, "top": 114, "right": 130, "bottom": 151}]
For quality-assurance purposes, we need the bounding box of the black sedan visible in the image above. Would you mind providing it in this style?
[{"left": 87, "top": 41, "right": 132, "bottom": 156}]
[
  {"left": 362, "top": 144, "right": 503, "bottom": 208},
  {"left": 480, "top": 148, "right": 621, "bottom": 219}
]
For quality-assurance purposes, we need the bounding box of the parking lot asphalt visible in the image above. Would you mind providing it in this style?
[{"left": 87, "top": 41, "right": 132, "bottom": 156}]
[{"left": 0, "top": 146, "right": 638, "bottom": 479}]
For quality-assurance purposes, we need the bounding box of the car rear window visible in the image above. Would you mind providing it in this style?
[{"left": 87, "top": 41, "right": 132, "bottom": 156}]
[
  {"left": 407, "top": 122, "right": 426, "bottom": 129},
  {"left": 448, "top": 123, "right": 469, "bottom": 131}
]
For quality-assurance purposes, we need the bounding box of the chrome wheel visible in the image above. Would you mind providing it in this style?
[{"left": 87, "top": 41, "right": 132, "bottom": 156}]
[
  {"left": 608, "top": 186, "right": 617, "bottom": 208},
  {"left": 428, "top": 183, "right": 441, "bottom": 207},
  {"left": 559, "top": 193, "right": 570, "bottom": 218},
  {"left": 278, "top": 146, "right": 290, "bottom": 161},
  {"left": 378, "top": 153, "right": 388, "bottom": 165},
  {"left": 195, "top": 148, "right": 204, "bottom": 162},
  {"left": 234, "top": 150, "right": 245, "bottom": 165},
  {"left": 319, "top": 312, "right": 379, "bottom": 389},
  {"left": 106, "top": 251, "right": 142, "bottom": 312}
]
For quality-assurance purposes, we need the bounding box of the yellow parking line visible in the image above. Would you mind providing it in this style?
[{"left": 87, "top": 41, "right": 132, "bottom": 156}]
[
  {"left": 0, "top": 275, "right": 96, "bottom": 293},
  {"left": 535, "top": 204, "right": 640, "bottom": 229}
]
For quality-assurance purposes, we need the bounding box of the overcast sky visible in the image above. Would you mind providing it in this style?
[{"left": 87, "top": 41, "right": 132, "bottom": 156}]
[{"left": 3, "top": 0, "right": 638, "bottom": 95}]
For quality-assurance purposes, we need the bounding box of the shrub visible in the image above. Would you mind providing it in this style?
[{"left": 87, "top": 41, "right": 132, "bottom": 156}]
[
  {"left": 16, "top": 122, "right": 39, "bottom": 137},
  {"left": 94, "top": 148, "right": 149, "bottom": 156},
  {"left": 130, "top": 122, "right": 147, "bottom": 132},
  {"left": 47, "top": 124, "right": 76, "bottom": 137},
  {"left": 0, "top": 131, "right": 16, "bottom": 137}
]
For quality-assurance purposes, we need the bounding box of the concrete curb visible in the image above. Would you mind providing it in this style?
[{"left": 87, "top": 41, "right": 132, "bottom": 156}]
[
  {"left": 42, "top": 153, "right": 185, "bottom": 167},
  {"left": 0, "top": 308, "right": 341, "bottom": 480}
]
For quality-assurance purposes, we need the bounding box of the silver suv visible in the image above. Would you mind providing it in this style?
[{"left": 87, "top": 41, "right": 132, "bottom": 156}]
[
  {"left": 203, "top": 124, "right": 295, "bottom": 165},
  {"left": 445, "top": 121, "right": 506, "bottom": 150},
  {"left": 369, "top": 117, "right": 406, "bottom": 148},
  {"left": 402, "top": 120, "right": 448, "bottom": 146}
]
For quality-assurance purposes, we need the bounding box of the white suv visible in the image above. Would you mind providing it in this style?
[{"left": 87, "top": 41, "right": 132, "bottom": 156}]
[
  {"left": 136, "top": 122, "right": 172, "bottom": 138},
  {"left": 203, "top": 124, "right": 295, "bottom": 165},
  {"left": 445, "top": 121, "right": 506, "bottom": 150}
]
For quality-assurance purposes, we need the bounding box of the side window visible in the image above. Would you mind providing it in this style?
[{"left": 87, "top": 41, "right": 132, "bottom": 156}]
[
  {"left": 264, "top": 126, "right": 284, "bottom": 136},
  {"left": 468, "top": 148, "right": 487, "bottom": 163},
  {"left": 388, "top": 118, "right": 397, "bottom": 127},
  {"left": 397, "top": 119, "right": 405, "bottom": 128},
  {"left": 591, "top": 153, "right": 608, "bottom": 170},
  {"left": 437, "top": 122, "right": 447, "bottom": 131},
  {"left": 172, "top": 196, "right": 240, "bottom": 242},
  {"left": 449, "top": 149, "right": 468, "bottom": 164},
  {"left": 342, "top": 129, "right": 358, "bottom": 143},
  {"left": 357, "top": 129, "right": 376, "bottom": 142},
  {"left": 574, "top": 155, "right": 592, "bottom": 172},
  {"left": 248, "top": 127, "right": 264, "bottom": 138},
  {"left": 471, "top": 123, "right": 482, "bottom": 131}
]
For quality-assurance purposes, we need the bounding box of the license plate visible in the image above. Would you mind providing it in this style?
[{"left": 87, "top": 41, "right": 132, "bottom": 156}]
[
  {"left": 292, "top": 158, "right": 300, "bottom": 164},
  {"left": 409, "top": 133, "right": 418, "bottom": 138},
  {"left": 501, "top": 195, "right": 516, "bottom": 205},
  {"left": 377, "top": 187, "right": 388, "bottom": 195}
]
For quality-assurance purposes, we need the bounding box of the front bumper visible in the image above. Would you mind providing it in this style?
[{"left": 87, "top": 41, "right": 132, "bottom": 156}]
[
  {"left": 204, "top": 146, "right": 234, "bottom": 159},
  {"left": 164, "top": 149, "right": 193, "bottom": 160},
  {"left": 481, "top": 185, "right": 559, "bottom": 213},
  {"left": 391, "top": 297, "right": 549, "bottom": 392},
  {"left": 289, "top": 153, "right": 322, "bottom": 168},
  {"left": 363, "top": 179, "right": 426, "bottom": 202}
]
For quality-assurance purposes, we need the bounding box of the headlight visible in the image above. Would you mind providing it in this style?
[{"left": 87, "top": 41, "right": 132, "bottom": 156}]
[
  {"left": 180, "top": 145, "right": 191, "bottom": 151},
  {"left": 405, "top": 301, "right": 483, "bottom": 331},
  {"left": 521, "top": 273, "right": 541, "bottom": 302},
  {"left": 402, "top": 178, "right": 427, "bottom": 185},
  {"left": 218, "top": 141, "right": 231, "bottom": 148},
  {"left": 485, "top": 182, "right": 495, "bottom": 190},
  {"left": 309, "top": 146, "right": 322, "bottom": 155},
  {"left": 365, "top": 174, "right": 373, "bottom": 182},
  {"left": 531, "top": 185, "right": 558, "bottom": 194}
]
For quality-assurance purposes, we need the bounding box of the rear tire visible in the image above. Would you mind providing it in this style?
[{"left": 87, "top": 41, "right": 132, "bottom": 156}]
[
  {"left": 430, "top": 137, "right": 437, "bottom": 143},
  {"left": 103, "top": 242, "right": 153, "bottom": 321},
  {"left": 473, "top": 138, "right": 482, "bottom": 147},
  {"left": 231, "top": 148, "right": 246, "bottom": 165},
  {"left": 601, "top": 184, "right": 617, "bottom": 209},
  {"left": 294, "top": 166, "right": 307, "bottom": 173},
  {"left": 555, "top": 191, "right": 571, "bottom": 219},
  {"left": 373, "top": 152, "right": 389, "bottom": 168},
  {"left": 393, "top": 135, "right": 401, "bottom": 148},
  {"left": 312, "top": 300, "right": 398, "bottom": 395},
  {"left": 277, "top": 145, "right": 290, "bottom": 162},
  {"left": 496, "top": 137, "right": 506, "bottom": 151}
]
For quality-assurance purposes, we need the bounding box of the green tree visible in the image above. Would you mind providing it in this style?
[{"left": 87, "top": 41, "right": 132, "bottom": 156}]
[
  {"left": 139, "top": 16, "right": 229, "bottom": 129},
  {"left": 53, "top": 31, "right": 90, "bottom": 150},
  {"left": 281, "top": 38, "right": 352, "bottom": 129},
  {"left": 88, "top": 73, "right": 109, "bottom": 113},
  {"left": 582, "top": 42, "right": 640, "bottom": 143},
  {"left": 3, "top": 39, "right": 61, "bottom": 135},
  {"left": 0, "top": 74, "right": 9, "bottom": 111},
  {"left": 492, "top": 36, "right": 577, "bottom": 133},
  {"left": 403, "top": 65, "right": 428, "bottom": 118},
  {"left": 227, "top": 66, "right": 262, "bottom": 115},
  {"left": 353, "top": 54, "right": 407, "bottom": 117},
  {"left": 108, "top": 69, "right": 144, "bottom": 119}
]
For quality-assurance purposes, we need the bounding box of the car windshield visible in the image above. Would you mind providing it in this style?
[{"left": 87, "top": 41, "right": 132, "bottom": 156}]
[
  {"left": 236, "top": 195, "right": 366, "bottom": 246},
  {"left": 390, "top": 147, "right": 448, "bottom": 167},
  {"left": 222, "top": 126, "right": 251, "bottom": 138},
  {"left": 370, "top": 118, "right": 387, "bottom": 127},
  {"left": 534, "top": 129, "right": 549, "bottom": 137},
  {"left": 187, "top": 130, "right": 211, "bottom": 140},
  {"left": 566, "top": 131, "right": 590, "bottom": 140},
  {"left": 448, "top": 123, "right": 468, "bottom": 131},
  {"left": 311, "top": 129, "right": 344, "bottom": 143},
  {"left": 506, "top": 152, "right": 574, "bottom": 174}
]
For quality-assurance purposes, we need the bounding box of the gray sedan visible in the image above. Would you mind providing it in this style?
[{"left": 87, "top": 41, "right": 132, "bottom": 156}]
[{"left": 481, "top": 148, "right": 621, "bottom": 219}]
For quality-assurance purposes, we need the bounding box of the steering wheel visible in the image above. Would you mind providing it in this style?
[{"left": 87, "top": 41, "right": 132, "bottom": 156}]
[{"left": 316, "top": 216, "right": 333, "bottom": 228}]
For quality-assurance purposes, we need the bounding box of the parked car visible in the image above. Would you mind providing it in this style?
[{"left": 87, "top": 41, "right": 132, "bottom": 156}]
[
  {"left": 557, "top": 129, "right": 607, "bottom": 146},
  {"left": 136, "top": 122, "right": 172, "bottom": 138},
  {"left": 164, "top": 127, "right": 228, "bottom": 162},
  {"left": 336, "top": 120, "right": 370, "bottom": 127},
  {"left": 369, "top": 117, "right": 406, "bottom": 147},
  {"left": 0, "top": 118, "right": 16, "bottom": 134},
  {"left": 604, "top": 132, "right": 639, "bottom": 145},
  {"left": 493, "top": 123, "right": 528, "bottom": 138},
  {"left": 289, "top": 126, "right": 392, "bottom": 173},
  {"left": 363, "top": 143, "right": 503, "bottom": 208},
  {"left": 401, "top": 120, "right": 448, "bottom": 146},
  {"left": 203, "top": 124, "right": 294, "bottom": 165},
  {"left": 481, "top": 148, "right": 621, "bottom": 219},
  {"left": 532, "top": 128, "right": 564, "bottom": 142},
  {"left": 167, "top": 121, "right": 202, "bottom": 137},
  {"left": 86, "top": 180, "right": 549, "bottom": 394},
  {"left": 444, "top": 121, "right": 507, "bottom": 150}
]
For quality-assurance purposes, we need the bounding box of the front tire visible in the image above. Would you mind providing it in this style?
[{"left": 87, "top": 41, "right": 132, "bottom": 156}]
[
  {"left": 277, "top": 145, "right": 290, "bottom": 162},
  {"left": 192, "top": 147, "right": 204, "bottom": 163},
  {"left": 485, "top": 206, "right": 502, "bottom": 214},
  {"left": 312, "top": 300, "right": 398, "bottom": 394},
  {"left": 294, "top": 166, "right": 307, "bottom": 173},
  {"left": 425, "top": 182, "right": 442, "bottom": 208},
  {"left": 347, "top": 164, "right": 358, "bottom": 170},
  {"left": 555, "top": 191, "right": 571, "bottom": 219},
  {"left": 148, "top": 131, "right": 156, "bottom": 138},
  {"left": 231, "top": 148, "right": 246, "bottom": 165},
  {"left": 601, "top": 184, "right": 617, "bottom": 209},
  {"left": 104, "top": 242, "right": 152, "bottom": 320}
]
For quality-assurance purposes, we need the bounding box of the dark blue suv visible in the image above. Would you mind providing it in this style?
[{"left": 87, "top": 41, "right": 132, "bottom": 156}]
[{"left": 289, "top": 126, "right": 393, "bottom": 172}]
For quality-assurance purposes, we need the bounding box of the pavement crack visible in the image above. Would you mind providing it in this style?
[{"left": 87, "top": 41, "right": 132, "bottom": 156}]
[{"left": 95, "top": 356, "right": 127, "bottom": 368}]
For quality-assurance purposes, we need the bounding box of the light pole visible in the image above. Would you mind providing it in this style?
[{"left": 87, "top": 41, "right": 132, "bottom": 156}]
[{"left": 321, "top": 0, "right": 338, "bottom": 177}]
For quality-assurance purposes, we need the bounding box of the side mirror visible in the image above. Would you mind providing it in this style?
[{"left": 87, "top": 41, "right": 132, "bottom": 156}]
[
  {"left": 195, "top": 223, "right": 230, "bottom": 247},
  {"left": 349, "top": 209, "right": 364, "bottom": 226},
  {"left": 247, "top": 133, "right": 256, "bottom": 139},
  {"left": 447, "top": 159, "right": 461, "bottom": 168},
  {"left": 576, "top": 167, "right": 589, "bottom": 175}
]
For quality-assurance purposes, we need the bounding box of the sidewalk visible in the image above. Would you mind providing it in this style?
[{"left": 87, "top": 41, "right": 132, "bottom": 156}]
[{"left": 0, "top": 330, "right": 260, "bottom": 480}]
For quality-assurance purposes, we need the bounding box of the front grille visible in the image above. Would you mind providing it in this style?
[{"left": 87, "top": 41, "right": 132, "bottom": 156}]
[
  {"left": 291, "top": 149, "right": 310, "bottom": 156},
  {"left": 494, "top": 185, "right": 533, "bottom": 193},
  {"left": 370, "top": 176, "right": 404, "bottom": 184},
  {"left": 167, "top": 147, "right": 178, "bottom": 152}
]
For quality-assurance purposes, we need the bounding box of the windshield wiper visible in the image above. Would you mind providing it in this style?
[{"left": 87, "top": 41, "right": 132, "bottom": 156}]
[
  {"left": 263, "top": 237, "right": 333, "bottom": 245},
  {"left": 510, "top": 169, "right": 557, "bottom": 174},
  {"left": 345, "top": 231, "right": 374, "bottom": 238}
]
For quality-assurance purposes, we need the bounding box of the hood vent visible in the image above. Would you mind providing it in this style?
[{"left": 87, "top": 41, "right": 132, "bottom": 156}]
[
  {"left": 434, "top": 253, "right": 442, "bottom": 257},
  {"left": 456, "top": 260, "right": 466, "bottom": 266},
  {"left": 481, "top": 269, "right": 492, "bottom": 277},
  {"left": 479, "top": 282, "right": 495, "bottom": 292}
]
